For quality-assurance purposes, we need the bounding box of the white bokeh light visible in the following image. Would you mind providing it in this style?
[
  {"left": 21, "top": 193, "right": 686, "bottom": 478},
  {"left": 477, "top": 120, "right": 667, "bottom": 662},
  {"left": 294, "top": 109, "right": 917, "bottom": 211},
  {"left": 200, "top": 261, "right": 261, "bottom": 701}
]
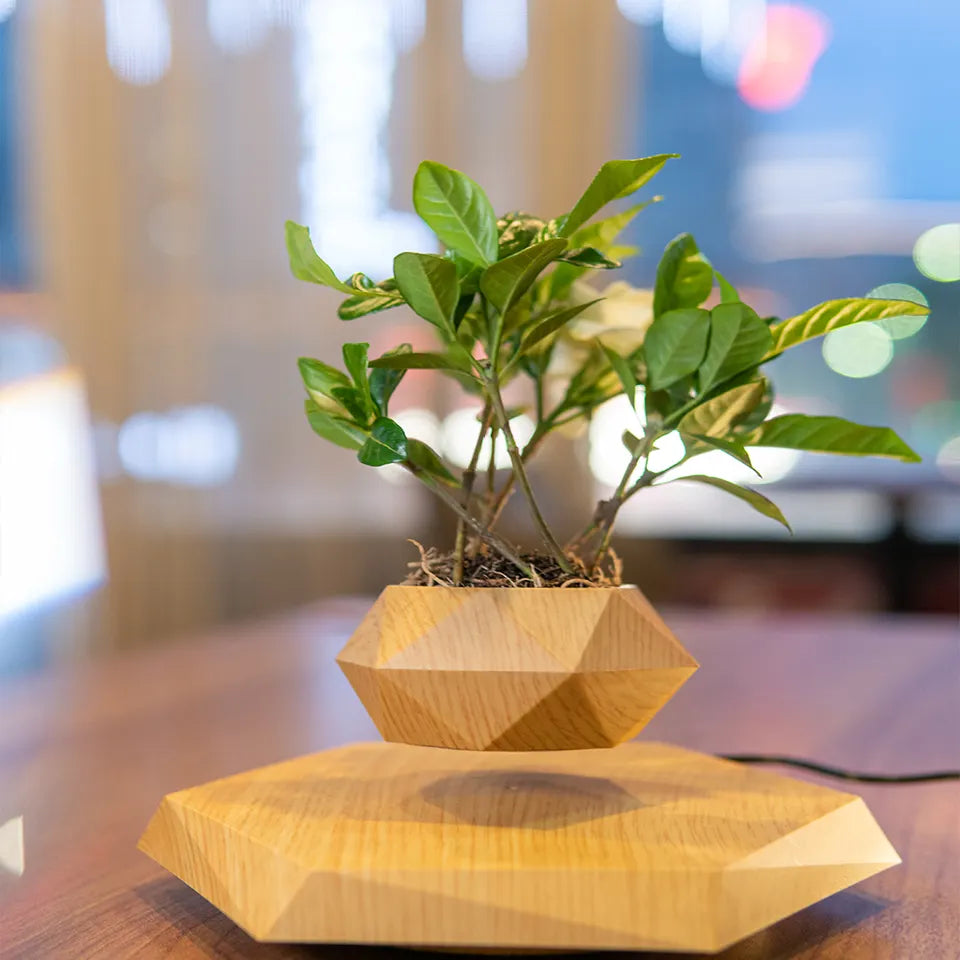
[
  {"left": 207, "top": 0, "right": 272, "bottom": 55},
  {"left": 588, "top": 392, "right": 688, "bottom": 487},
  {"left": 295, "top": 0, "right": 434, "bottom": 277},
  {"left": 393, "top": 407, "right": 442, "bottom": 449},
  {"left": 589, "top": 394, "right": 800, "bottom": 488},
  {"left": 103, "top": 0, "right": 171, "bottom": 86},
  {"left": 616, "top": 0, "right": 662, "bottom": 25},
  {"left": 462, "top": 0, "right": 528, "bottom": 81},
  {"left": 442, "top": 407, "right": 534, "bottom": 470},
  {"left": 392, "top": 0, "right": 426, "bottom": 52},
  {"left": 118, "top": 405, "right": 240, "bottom": 486}
]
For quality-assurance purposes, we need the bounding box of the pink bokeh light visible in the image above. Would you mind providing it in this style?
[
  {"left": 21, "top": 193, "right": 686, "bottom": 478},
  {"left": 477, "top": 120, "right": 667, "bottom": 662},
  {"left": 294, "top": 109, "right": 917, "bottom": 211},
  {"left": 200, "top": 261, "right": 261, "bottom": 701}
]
[{"left": 738, "top": 4, "right": 830, "bottom": 111}]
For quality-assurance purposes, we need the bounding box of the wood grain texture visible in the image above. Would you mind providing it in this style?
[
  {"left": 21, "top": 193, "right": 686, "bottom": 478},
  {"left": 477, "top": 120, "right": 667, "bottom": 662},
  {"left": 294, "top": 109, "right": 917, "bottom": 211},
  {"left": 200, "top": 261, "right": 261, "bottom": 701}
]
[
  {"left": 138, "top": 740, "right": 899, "bottom": 952},
  {"left": 0, "top": 602, "right": 957, "bottom": 958},
  {"left": 337, "top": 585, "right": 698, "bottom": 750}
]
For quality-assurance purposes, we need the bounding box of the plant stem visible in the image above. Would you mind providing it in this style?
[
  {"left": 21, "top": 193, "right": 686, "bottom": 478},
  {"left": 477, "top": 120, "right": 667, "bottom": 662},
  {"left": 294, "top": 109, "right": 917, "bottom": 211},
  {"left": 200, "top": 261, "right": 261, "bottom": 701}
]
[
  {"left": 405, "top": 461, "right": 540, "bottom": 584},
  {"left": 485, "top": 373, "right": 572, "bottom": 572},
  {"left": 590, "top": 468, "right": 656, "bottom": 572},
  {"left": 588, "top": 428, "right": 659, "bottom": 572},
  {"left": 486, "top": 421, "right": 549, "bottom": 530},
  {"left": 453, "top": 402, "right": 493, "bottom": 584}
]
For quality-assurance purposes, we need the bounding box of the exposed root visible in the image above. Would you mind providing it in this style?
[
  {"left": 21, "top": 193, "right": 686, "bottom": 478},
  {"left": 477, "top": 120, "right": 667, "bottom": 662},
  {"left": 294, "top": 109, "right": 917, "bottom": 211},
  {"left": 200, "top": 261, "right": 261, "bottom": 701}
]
[
  {"left": 403, "top": 544, "right": 622, "bottom": 588},
  {"left": 406, "top": 539, "right": 452, "bottom": 587}
]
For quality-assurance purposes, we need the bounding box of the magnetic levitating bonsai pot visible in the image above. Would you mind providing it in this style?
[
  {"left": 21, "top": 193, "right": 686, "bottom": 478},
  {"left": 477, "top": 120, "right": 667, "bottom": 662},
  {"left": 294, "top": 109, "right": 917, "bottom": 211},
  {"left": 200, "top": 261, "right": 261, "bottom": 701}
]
[
  {"left": 139, "top": 153, "right": 923, "bottom": 952},
  {"left": 338, "top": 584, "right": 698, "bottom": 751}
]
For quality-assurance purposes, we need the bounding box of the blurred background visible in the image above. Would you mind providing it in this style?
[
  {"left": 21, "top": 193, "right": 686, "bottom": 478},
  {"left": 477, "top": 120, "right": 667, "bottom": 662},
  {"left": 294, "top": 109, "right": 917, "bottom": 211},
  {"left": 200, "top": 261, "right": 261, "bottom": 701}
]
[{"left": 0, "top": 0, "right": 957, "bottom": 676}]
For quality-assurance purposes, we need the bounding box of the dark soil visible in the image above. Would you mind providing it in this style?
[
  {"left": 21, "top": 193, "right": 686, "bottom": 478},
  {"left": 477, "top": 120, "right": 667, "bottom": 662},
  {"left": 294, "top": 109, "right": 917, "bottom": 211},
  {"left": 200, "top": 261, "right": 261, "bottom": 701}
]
[{"left": 403, "top": 542, "right": 621, "bottom": 588}]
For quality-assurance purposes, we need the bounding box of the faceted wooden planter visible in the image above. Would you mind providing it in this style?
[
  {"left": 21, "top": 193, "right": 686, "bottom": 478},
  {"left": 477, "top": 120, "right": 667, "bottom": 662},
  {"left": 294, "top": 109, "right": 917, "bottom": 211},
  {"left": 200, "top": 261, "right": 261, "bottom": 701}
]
[
  {"left": 139, "top": 581, "right": 901, "bottom": 953},
  {"left": 336, "top": 584, "right": 699, "bottom": 751}
]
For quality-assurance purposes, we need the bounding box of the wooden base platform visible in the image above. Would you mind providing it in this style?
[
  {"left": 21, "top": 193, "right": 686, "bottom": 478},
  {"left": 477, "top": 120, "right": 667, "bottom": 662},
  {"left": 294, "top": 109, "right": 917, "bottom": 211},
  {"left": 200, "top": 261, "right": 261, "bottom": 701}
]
[{"left": 139, "top": 741, "right": 899, "bottom": 953}]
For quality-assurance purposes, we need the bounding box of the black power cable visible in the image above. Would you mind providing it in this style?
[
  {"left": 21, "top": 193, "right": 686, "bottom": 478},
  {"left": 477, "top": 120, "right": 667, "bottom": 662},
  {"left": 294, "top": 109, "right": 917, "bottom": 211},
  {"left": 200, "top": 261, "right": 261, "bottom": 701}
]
[{"left": 719, "top": 754, "right": 960, "bottom": 784}]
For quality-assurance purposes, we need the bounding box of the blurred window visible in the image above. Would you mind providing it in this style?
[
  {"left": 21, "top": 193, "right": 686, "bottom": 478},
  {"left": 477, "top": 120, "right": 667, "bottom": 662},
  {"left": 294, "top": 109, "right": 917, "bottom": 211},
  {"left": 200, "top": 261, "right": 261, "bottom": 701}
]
[{"left": 600, "top": 1, "right": 960, "bottom": 539}]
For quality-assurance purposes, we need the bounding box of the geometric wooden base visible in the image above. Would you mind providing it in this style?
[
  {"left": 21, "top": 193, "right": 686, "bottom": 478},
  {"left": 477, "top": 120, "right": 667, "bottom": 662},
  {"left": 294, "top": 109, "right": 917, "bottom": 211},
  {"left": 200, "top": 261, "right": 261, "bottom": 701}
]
[{"left": 139, "top": 741, "right": 899, "bottom": 953}]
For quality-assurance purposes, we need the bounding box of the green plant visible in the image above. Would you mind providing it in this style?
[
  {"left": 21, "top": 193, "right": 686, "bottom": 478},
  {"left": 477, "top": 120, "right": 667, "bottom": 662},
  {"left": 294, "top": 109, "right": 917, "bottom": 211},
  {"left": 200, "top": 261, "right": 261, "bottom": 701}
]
[{"left": 288, "top": 155, "right": 924, "bottom": 586}]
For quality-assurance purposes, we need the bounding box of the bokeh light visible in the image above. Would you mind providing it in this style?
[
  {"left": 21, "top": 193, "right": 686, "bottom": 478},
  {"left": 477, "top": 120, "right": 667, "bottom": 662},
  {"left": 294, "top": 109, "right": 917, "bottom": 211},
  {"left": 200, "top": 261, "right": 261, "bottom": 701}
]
[
  {"left": 117, "top": 405, "right": 240, "bottom": 486},
  {"left": 588, "top": 394, "right": 645, "bottom": 487},
  {"left": 462, "top": 0, "right": 528, "bottom": 81},
  {"left": 392, "top": 407, "right": 442, "bottom": 451},
  {"left": 822, "top": 324, "right": 894, "bottom": 379},
  {"left": 737, "top": 4, "right": 829, "bottom": 111},
  {"left": 616, "top": 0, "right": 662, "bottom": 26},
  {"left": 586, "top": 393, "right": 791, "bottom": 487},
  {"left": 665, "top": 403, "right": 801, "bottom": 486},
  {"left": 103, "top": 0, "right": 171, "bottom": 86},
  {"left": 913, "top": 224, "right": 960, "bottom": 282},
  {"left": 866, "top": 283, "right": 929, "bottom": 339},
  {"left": 441, "top": 408, "right": 534, "bottom": 471},
  {"left": 936, "top": 436, "right": 960, "bottom": 484}
]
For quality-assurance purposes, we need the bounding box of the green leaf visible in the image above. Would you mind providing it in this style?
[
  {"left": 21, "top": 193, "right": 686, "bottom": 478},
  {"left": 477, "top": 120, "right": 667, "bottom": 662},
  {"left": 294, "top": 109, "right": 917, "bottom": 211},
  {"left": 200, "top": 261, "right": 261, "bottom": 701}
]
[
  {"left": 545, "top": 261, "right": 587, "bottom": 302},
  {"left": 342, "top": 342, "right": 374, "bottom": 419},
  {"left": 661, "top": 475, "right": 791, "bottom": 531},
  {"left": 358, "top": 417, "right": 408, "bottom": 467},
  {"left": 447, "top": 250, "right": 484, "bottom": 295},
  {"left": 644, "top": 307, "right": 710, "bottom": 389},
  {"left": 407, "top": 438, "right": 458, "bottom": 486},
  {"left": 337, "top": 290, "right": 404, "bottom": 320},
  {"left": 767, "top": 298, "right": 930, "bottom": 357},
  {"left": 329, "top": 385, "right": 369, "bottom": 424},
  {"left": 566, "top": 198, "right": 660, "bottom": 251},
  {"left": 737, "top": 375, "right": 773, "bottom": 431},
  {"left": 497, "top": 212, "right": 548, "bottom": 259},
  {"left": 682, "top": 433, "right": 760, "bottom": 476},
  {"left": 601, "top": 344, "right": 637, "bottom": 406},
  {"left": 715, "top": 270, "right": 740, "bottom": 304},
  {"left": 653, "top": 233, "right": 713, "bottom": 317},
  {"left": 453, "top": 292, "right": 475, "bottom": 329},
  {"left": 369, "top": 344, "right": 412, "bottom": 415},
  {"left": 368, "top": 350, "right": 475, "bottom": 374},
  {"left": 285, "top": 221, "right": 356, "bottom": 293},
  {"left": 743, "top": 415, "right": 921, "bottom": 462},
  {"left": 622, "top": 430, "right": 643, "bottom": 455},
  {"left": 558, "top": 247, "right": 621, "bottom": 269},
  {"left": 304, "top": 399, "right": 365, "bottom": 450},
  {"left": 645, "top": 379, "right": 693, "bottom": 424},
  {"left": 480, "top": 239, "right": 568, "bottom": 315},
  {"left": 393, "top": 252, "right": 459, "bottom": 331},
  {"left": 698, "top": 303, "right": 774, "bottom": 392},
  {"left": 298, "top": 357, "right": 351, "bottom": 401},
  {"left": 342, "top": 342, "right": 369, "bottom": 389},
  {"left": 520, "top": 299, "right": 602, "bottom": 352},
  {"left": 413, "top": 161, "right": 498, "bottom": 265},
  {"left": 678, "top": 380, "right": 765, "bottom": 437},
  {"left": 561, "top": 155, "right": 678, "bottom": 237}
]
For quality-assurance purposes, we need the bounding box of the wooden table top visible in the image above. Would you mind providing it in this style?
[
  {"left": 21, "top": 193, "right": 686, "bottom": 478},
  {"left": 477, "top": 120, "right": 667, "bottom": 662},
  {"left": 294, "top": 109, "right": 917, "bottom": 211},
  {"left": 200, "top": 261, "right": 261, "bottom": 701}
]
[{"left": 1, "top": 599, "right": 957, "bottom": 959}]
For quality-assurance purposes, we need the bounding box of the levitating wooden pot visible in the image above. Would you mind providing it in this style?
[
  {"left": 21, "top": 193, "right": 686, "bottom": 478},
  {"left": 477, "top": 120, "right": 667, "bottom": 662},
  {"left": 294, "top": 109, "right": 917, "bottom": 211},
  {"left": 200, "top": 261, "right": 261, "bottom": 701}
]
[
  {"left": 337, "top": 584, "right": 698, "bottom": 751},
  {"left": 140, "top": 583, "right": 901, "bottom": 953}
]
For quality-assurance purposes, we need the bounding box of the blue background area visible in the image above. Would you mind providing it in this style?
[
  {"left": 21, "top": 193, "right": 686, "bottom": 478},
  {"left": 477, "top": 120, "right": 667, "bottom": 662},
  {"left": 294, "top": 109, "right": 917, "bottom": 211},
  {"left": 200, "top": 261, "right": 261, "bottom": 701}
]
[{"left": 618, "top": 2, "right": 959, "bottom": 470}]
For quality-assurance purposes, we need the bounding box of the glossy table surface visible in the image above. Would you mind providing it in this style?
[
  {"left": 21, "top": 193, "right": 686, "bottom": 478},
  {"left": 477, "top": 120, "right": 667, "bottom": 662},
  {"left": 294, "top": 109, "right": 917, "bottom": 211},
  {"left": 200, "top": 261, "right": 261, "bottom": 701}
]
[{"left": 1, "top": 599, "right": 958, "bottom": 959}]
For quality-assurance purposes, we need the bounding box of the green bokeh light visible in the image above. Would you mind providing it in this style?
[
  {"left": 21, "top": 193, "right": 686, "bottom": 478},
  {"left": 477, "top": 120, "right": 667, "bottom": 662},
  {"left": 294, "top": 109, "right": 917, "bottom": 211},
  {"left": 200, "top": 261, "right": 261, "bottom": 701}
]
[
  {"left": 866, "top": 283, "right": 929, "bottom": 339},
  {"left": 913, "top": 224, "right": 960, "bottom": 282},
  {"left": 822, "top": 323, "right": 894, "bottom": 378}
]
